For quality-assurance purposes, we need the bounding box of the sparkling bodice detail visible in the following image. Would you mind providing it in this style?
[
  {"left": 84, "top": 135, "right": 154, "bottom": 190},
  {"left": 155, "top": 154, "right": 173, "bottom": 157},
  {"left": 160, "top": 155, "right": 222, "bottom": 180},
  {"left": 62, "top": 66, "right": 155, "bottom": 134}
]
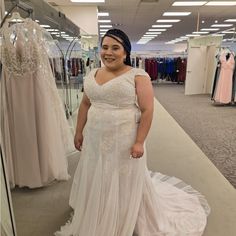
[{"left": 0, "top": 18, "right": 50, "bottom": 77}]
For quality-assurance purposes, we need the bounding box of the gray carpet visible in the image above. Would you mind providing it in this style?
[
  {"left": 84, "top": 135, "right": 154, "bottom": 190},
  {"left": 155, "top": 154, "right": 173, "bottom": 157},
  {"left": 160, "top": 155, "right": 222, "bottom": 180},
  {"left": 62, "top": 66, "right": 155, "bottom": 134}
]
[{"left": 153, "top": 82, "right": 236, "bottom": 188}]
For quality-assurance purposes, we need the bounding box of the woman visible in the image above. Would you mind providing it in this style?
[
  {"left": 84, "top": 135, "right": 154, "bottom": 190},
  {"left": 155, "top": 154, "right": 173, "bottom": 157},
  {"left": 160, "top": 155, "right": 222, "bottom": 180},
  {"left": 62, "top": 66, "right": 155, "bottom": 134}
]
[{"left": 56, "top": 29, "right": 210, "bottom": 236}]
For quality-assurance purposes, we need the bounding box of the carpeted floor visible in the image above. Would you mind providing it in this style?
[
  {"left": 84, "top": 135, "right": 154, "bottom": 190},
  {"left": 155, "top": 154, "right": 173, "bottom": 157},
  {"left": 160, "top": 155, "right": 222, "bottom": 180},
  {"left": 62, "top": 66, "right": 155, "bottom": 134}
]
[{"left": 153, "top": 82, "right": 236, "bottom": 188}]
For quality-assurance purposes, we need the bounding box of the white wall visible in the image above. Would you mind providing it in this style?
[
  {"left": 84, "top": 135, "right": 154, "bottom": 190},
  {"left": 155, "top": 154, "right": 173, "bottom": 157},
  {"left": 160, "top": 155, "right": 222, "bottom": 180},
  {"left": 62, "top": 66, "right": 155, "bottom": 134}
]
[{"left": 60, "top": 6, "right": 98, "bottom": 35}]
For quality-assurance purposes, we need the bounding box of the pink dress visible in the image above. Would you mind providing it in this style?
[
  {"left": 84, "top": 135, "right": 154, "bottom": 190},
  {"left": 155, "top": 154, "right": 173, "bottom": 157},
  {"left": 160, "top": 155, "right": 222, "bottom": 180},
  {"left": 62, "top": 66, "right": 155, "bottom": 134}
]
[{"left": 214, "top": 53, "right": 235, "bottom": 104}]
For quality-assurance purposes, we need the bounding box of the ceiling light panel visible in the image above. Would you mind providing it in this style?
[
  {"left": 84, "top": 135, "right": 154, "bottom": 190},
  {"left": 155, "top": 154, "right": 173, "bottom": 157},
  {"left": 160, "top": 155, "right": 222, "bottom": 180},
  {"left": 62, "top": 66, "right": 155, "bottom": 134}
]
[
  {"left": 192, "top": 31, "right": 209, "bottom": 34},
  {"left": 172, "top": 1, "right": 207, "bottom": 6},
  {"left": 152, "top": 24, "right": 173, "bottom": 27},
  {"left": 225, "top": 19, "right": 236, "bottom": 22},
  {"left": 163, "top": 12, "right": 191, "bottom": 16},
  {"left": 211, "top": 24, "right": 233, "bottom": 27},
  {"left": 201, "top": 28, "right": 219, "bottom": 31},
  {"left": 156, "top": 19, "right": 181, "bottom": 22},
  {"left": 206, "top": 1, "right": 236, "bottom": 6},
  {"left": 148, "top": 29, "right": 167, "bottom": 31},
  {"left": 99, "top": 25, "right": 112, "bottom": 28},
  {"left": 71, "top": 0, "right": 105, "bottom": 2},
  {"left": 97, "top": 12, "right": 109, "bottom": 16},
  {"left": 98, "top": 20, "right": 111, "bottom": 23}
]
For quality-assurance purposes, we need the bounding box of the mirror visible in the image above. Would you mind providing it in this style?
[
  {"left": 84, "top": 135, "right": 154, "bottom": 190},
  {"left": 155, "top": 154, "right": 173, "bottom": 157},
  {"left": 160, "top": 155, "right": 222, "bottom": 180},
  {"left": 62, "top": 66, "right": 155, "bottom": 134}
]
[
  {"left": 1, "top": 145, "right": 17, "bottom": 236},
  {"left": 1, "top": 1, "right": 99, "bottom": 236}
]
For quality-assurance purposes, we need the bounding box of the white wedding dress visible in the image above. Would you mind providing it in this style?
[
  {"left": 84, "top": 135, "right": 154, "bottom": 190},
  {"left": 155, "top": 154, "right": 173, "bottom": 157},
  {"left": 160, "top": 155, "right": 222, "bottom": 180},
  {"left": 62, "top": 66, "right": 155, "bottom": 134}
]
[
  {"left": 55, "top": 68, "right": 210, "bottom": 236},
  {"left": 0, "top": 19, "right": 74, "bottom": 188}
]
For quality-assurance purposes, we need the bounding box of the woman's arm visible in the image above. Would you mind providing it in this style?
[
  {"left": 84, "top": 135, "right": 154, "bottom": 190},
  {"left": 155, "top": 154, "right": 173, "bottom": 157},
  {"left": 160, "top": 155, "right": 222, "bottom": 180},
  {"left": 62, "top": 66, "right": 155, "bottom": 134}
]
[
  {"left": 130, "top": 75, "right": 154, "bottom": 158},
  {"left": 74, "top": 92, "right": 91, "bottom": 150}
]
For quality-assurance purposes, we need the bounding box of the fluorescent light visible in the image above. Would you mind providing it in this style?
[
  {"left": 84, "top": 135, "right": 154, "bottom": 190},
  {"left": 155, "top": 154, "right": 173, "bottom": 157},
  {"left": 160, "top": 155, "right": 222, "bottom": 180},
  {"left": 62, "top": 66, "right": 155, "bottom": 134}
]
[
  {"left": 152, "top": 24, "right": 173, "bottom": 28},
  {"left": 51, "top": 32, "right": 60, "bottom": 35},
  {"left": 201, "top": 28, "right": 219, "bottom": 31},
  {"left": 186, "top": 34, "right": 201, "bottom": 37},
  {"left": 148, "top": 29, "right": 167, "bottom": 31},
  {"left": 163, "top": 12, "right": 191, "bottom": 16},
  {"left": 211, "top": 24, "right": 233, "bottom": 27},
  {"left": 100, "top": 29, "right": 109, "bottom": 32},
  {"left": 98, "top": 12, "right": 109, "bottom": 16},
  {"left": 71, "top": 0, "right": 105, "bottom": 2},
  {"left": 222, "top": 31, "right": 235, "bottom": 34},
  {"left": 40, "top": 25, "right": 51, "bottom": 28},
  {"left": 35, "top": 20, "right": 40, "bottom": 23},
  {"left": 206, "top": 1, "right": 236, "bottom": 6},
  {"left": 145, "top": 32, "right": 161, "bottom": 34},
  {"left": 225, "top": 19, "right": 236, "bottom": 22},
  {"left": 180, "top": 36, "right": 188, "bottom": 39},
  {"left": 172, "top": 1, "right": 207, "bottom": 6},
  {"left": 212, "top": 34, "right": 225, "bottom": 36},
  {"left": 98, "top": 20, "right": 111, "bottom": 23},
  {"left": 156, "top": 19, "right": 180, "bottom": 23},
  {"left": 192, "top": 31, "right": 209, "bottom": 34},
  {"left": 99, "top": 25, "right": 112, "bottom": 28},
  {"left": 46, "top": 29, "right": 59, "bottom": 32}
]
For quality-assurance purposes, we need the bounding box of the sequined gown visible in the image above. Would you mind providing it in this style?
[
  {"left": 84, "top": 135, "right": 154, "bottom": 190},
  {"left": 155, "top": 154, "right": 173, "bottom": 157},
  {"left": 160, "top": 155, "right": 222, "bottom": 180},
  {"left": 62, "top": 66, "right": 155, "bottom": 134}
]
[
  {"left": 55, "top": 68, "right": 210, "bottom": 236},
  {"left": 0, "top": 19, "right": 73, "bottom": 188}
]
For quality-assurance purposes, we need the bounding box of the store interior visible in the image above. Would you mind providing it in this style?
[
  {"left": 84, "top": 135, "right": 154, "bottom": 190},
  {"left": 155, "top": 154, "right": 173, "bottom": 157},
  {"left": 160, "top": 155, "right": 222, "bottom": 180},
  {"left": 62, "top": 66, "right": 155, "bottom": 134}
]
[{"left": 1, "top": 0, "right": 236, "bottom": 236}]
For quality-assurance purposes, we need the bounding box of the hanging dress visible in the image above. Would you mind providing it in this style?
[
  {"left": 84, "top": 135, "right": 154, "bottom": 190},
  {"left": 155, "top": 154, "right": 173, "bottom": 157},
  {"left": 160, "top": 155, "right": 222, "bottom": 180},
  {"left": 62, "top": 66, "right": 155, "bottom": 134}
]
[
  {"left": 0, "top": 19, "right": 74, "bottom": 188},
  {"left": 55, "top": 68, "right": 210, "bottom": 236},
  {"left": 214, "top": 53, "right": 235, "bottom": 104}
]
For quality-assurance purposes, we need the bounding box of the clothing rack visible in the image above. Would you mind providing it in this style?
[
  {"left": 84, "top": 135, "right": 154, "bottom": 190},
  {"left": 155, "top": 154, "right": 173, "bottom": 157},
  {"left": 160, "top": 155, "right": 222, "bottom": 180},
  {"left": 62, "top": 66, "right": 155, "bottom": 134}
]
[{"left": 0, "top": 0, "right": 33, "bottom": 28}]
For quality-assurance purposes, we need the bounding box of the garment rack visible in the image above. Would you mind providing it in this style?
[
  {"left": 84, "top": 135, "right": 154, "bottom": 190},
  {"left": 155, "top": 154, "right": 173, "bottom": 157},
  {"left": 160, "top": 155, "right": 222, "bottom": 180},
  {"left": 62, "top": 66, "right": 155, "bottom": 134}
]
[{"left": 0, "top": 0, "right": 33, "bottom": 28}]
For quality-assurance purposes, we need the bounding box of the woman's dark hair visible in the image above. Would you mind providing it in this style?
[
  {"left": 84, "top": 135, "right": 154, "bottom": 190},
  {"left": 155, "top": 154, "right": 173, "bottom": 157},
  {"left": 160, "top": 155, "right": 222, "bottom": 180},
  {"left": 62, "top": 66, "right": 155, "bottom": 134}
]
[{"left": 101, "top": 28, "right": 132, "bottom": 66}]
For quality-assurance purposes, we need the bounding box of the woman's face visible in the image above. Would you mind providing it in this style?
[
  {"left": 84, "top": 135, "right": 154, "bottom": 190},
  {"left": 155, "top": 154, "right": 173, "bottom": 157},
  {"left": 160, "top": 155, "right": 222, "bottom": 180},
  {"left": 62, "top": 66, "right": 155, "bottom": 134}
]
[{"left": 100, "top": 36, "right": 127, "bottom": 70}]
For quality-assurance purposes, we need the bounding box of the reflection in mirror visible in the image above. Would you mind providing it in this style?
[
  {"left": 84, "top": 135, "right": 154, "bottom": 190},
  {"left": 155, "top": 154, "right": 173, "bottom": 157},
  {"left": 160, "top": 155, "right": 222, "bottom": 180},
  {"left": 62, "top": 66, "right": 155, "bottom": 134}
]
[{"left": 1, "top": 146, "right": 16, "bottom": 236}]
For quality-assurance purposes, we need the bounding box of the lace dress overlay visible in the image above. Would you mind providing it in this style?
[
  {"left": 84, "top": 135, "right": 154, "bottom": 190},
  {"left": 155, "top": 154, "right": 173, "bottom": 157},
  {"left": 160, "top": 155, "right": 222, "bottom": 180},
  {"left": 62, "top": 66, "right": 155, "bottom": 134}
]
[
  {"left": 55, "top": 68, "right": 210, "bottom": 236},
  {"left": 0, "top": 19, "right": 74, "bottom": 188}
]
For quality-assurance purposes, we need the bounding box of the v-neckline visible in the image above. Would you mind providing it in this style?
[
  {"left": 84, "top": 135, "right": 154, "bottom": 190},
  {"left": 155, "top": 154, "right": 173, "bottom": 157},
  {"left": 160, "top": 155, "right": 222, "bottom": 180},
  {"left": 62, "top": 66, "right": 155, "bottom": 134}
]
[{"left": 93, "top": 68, "right": 134, "bottom": 86}]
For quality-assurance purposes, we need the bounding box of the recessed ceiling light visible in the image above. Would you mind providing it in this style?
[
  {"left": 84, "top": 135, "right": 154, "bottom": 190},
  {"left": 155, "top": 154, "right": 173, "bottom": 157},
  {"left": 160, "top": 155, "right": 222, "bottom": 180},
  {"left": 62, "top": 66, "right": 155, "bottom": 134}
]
[
  {"left": 152, "top": 24, "right": 173, "bottom": 28},
  {"left": 40, "top": 25, "right": 51, "bottom": 28},
  {"left": 193, "top": 31, "right": 209, "bottom": 34},
  {"left": 206, "top": 1, "right": 236, "bottom": 6},
  {"left": 212, "top": 34, "right": 225, "bottom": 36},
  {"left": 201, "top": 28, "right": 219, "bottom": 31},
  {"left": 222, "top": 31, "right": 235, "bottom": 34},
  {"left": 172, "top": 1, "right": 207, "bottom": 6},
  {"left": 202, "top": 20, "right": 205, "bottom": 23},
  {"left": 5, "top": 11, "right": 8, "bottom": 15},
  {"left": 156, "top": 19, "right": 181, "bottom": 23},
  {"left": 146, "top": 32, "right": 162, "bottom": 34},
  {"left": 98, "top": 20, "right": 111, "bottom": 23},
  {"left": 211, "top": 24, "right": 233, "bottom": 27},
  {"left": 99, "top": 25, "right": 112, "bottom": 28},
  {"left": 163, "top": 12, "right": 191, "bottom": 16},
  {"left": 71, "top": 0, "right": 105, "bottom": 2},
  {"left": 215, "top": 20, "right": 218, "bottom": 23},
  {"left": 225, "top": 19, "right": 236, "bottom": 22},
  {"left": 186, "top": 34, "right": 201, "bottom": 37},
  {"left": 97, "top": 12, "right": 109, "bottom": 16},
  {"left": 148, "top": 29, "right": 167, "bottom": 31}
]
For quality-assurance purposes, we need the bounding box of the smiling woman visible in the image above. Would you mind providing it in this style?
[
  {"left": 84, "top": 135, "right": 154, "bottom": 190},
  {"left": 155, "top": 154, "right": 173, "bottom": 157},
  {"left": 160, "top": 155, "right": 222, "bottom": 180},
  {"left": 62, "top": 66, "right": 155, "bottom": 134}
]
[{"left": 55, "top": 28, "right": 210, "bottom": 236}]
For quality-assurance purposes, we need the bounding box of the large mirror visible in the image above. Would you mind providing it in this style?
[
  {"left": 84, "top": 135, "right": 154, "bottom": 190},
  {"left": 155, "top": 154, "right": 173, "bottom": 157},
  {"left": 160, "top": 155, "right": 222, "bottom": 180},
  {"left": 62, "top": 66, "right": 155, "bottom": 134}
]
[{"left": 0, "top": 0, "right": 98, "bottom": 235}]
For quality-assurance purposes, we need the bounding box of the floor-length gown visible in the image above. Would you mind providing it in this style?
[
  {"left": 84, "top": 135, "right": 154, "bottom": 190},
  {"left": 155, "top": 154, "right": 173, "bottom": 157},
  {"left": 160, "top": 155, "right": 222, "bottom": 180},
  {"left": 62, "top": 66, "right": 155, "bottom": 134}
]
[
  {"left": 214, "top": 53, "right": 235, "bottom": 104},
  {"left": 55, "top": 68, "right": 210, "bottom": 236},
  {"left": 0, "top": 19, "right": 74, "bottom": 188}
]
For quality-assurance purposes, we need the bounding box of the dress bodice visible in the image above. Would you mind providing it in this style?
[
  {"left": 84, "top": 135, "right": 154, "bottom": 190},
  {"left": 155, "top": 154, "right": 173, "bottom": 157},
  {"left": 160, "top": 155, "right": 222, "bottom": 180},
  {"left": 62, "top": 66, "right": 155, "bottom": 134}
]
[
  {"left": 0, "top": 18, "right": 51, "bottom": 77},
  {"left": 84, "top": 68, "right": 150, "bottom": 107},
  {"left": 220, "top": 53, "right": 235, "bottom": 71}
]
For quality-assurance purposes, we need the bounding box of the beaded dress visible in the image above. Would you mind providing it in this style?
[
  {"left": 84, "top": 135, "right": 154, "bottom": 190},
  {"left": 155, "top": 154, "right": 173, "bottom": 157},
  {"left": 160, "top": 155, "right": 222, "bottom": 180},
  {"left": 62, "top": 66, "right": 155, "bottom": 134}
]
[
  {"left": 0, "top": 19, "right": 73, "bottom": 188},
  {"left": 55, "top": 68, "right": 210, "bottom": 236}
]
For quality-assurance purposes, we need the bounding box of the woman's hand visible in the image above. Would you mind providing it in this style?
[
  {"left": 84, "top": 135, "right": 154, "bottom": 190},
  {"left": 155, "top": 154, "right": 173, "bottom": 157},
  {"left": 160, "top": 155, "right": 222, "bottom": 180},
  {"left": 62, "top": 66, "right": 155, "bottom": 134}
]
[
  {"left": 130, "top": 142, "right": 144, "bottom": 159},
  {"left": 74, "top": 132, "right": 83, "bottom": 151}
]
